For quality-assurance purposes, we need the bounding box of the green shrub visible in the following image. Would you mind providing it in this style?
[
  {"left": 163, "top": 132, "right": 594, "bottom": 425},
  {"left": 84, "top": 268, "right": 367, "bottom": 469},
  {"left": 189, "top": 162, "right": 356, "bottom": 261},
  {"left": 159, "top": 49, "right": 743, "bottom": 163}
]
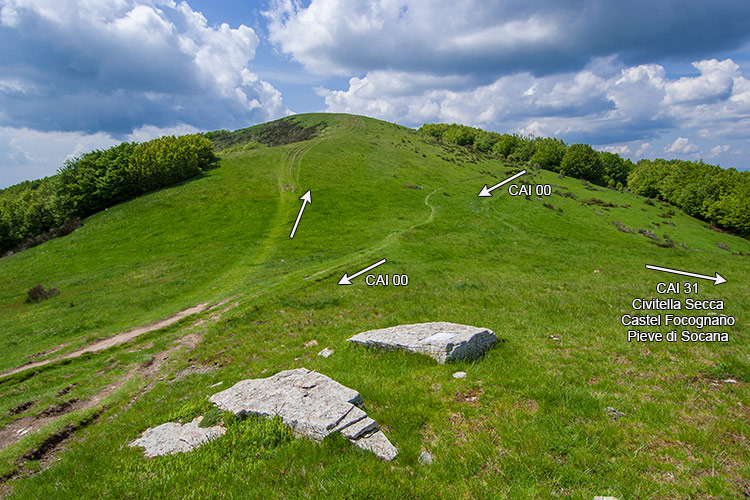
[
  {"left": 599, "top": 151, "right": 632, "bottom": 186},
  {"left": 442, "top": 124, "right": 478, "bottom": 146},
  {"left": 473, "top": 131, "right": 501, "bottom": 152},
  {"left": 560, "top": 144, "right": 605, "bottom": 185},
  {"left": 531, "top": 138, "right": 567, "bottom": 171},
  {"left": 491, "top": 134, "right": 521, "bottom": 158},
  {"left": 25, "top": 284, "right": 59, "bottom": 303}
]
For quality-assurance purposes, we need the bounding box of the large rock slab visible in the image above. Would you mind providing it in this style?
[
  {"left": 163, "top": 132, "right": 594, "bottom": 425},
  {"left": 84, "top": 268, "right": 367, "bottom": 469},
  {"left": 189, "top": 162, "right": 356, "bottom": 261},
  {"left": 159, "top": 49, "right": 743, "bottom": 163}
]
[
  {"left": 209, "top": 368, "right": 397, "bottom": 460},
  {"left": 347, "top": 322, "right": 497, "bottom": 363},
  {"left": 129, "top": 417, "right": 225, "bottom": 458}
]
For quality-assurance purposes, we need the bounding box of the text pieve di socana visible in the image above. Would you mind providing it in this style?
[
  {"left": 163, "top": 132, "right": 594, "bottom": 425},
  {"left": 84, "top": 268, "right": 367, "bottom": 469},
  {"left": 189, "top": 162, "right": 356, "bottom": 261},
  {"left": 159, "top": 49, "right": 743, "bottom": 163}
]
[{"left": 622, "top": 281, "right": 734, "bottom": 343}]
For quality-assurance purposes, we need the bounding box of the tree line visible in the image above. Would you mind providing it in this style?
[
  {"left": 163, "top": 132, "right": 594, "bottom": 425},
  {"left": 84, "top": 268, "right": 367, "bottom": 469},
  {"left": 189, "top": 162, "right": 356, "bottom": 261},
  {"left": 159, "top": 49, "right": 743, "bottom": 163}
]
[
  {"left": 0, "top": 134, "right": 217, "bottom": 255},
  {"left": 419, "top": 123, "right": 749, "bottom": 237}
]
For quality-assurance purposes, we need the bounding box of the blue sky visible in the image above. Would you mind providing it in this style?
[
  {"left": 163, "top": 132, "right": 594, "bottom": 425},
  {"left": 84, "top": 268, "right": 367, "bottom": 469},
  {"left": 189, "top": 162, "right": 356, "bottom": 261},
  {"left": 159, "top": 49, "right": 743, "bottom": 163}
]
[{"left": 1, "top": 0, "right": 750, "bottom": 187}]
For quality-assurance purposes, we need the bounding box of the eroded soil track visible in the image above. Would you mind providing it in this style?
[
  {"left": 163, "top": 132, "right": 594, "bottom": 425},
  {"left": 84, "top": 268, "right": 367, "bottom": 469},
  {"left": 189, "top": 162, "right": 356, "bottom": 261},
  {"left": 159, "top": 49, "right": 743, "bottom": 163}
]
[{"left": 0, "top": 303, "right": 210, "bottom": 379}]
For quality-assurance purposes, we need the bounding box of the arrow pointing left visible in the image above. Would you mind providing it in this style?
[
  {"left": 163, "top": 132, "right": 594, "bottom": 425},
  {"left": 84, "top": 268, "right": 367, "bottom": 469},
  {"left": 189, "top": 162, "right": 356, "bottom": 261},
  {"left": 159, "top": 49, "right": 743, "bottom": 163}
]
[
  {"left": 478, "top": 169, "right": 527, "bottom": 197},
  {"left": 338, "top": 259, "right": 387, "bottom": 285},
  {"left": 289, "top": 190, "right": 311, "bottom": 238}
]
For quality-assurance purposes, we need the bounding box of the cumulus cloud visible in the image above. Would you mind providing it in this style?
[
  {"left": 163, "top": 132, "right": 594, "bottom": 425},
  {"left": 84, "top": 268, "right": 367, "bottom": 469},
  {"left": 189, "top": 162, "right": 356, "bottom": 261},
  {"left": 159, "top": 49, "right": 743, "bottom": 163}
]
[
  {"left": 0, "top": 0, "right": 287, "bottom": 135},
  {"left": 708, "top": 144, "right": 731, "bottom": 158},
  {"left": 665, "top": 137, "right": 700, "bottom": 154},
  {"left": 665, "top": 59, "right": 739, "bottom": 104},
  {"left": 601, "top": 145, "right": 630, "bottom": 155},
  {"left": 319, "top": 58, "right": 750, "bottom": 149},
  {"left": 265, "top": 0, "right": 750, "bottom": 79},
  {"left": 0, "top": 127, "right": 118, "bottom": 186}
]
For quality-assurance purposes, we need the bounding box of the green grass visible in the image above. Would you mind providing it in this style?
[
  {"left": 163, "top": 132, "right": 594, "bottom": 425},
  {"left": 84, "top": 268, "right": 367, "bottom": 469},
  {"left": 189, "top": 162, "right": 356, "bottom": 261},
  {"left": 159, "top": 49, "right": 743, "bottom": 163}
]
[{"left": 0, "top": 113, "right": 748, "bottom": 499}]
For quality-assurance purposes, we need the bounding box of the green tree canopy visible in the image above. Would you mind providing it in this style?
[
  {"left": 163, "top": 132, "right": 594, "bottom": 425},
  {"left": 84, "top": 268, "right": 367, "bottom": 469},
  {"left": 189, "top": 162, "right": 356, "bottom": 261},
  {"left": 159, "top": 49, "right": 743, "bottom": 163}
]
[{"left": 560, "top": 143, "right": 605, "bottom": 184}]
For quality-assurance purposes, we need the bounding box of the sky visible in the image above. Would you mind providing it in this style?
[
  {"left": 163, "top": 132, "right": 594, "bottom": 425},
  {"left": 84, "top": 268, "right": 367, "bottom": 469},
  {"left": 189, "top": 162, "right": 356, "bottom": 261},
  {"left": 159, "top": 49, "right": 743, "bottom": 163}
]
[{"left": 1, "top": 0, "right": 750, "bottom": 187}]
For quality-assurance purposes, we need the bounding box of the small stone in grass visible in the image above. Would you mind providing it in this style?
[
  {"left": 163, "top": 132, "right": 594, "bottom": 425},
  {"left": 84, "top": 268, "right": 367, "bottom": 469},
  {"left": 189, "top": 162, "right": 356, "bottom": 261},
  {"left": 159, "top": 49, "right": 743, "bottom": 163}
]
[
  {"left": 318, "top": 347, "right": 334, "bottom": 358},
  {"left": 605, "top": 407, "right": 625, "bottom": 420},
  {"left": 452, "top": 371, "right": 467, "bottom": 379},
  {"left": 418, "top": 450, "right": 433, "bottom": 465},
  {"left": 129, "top": 417, "right": 225, "bottom": 457}
]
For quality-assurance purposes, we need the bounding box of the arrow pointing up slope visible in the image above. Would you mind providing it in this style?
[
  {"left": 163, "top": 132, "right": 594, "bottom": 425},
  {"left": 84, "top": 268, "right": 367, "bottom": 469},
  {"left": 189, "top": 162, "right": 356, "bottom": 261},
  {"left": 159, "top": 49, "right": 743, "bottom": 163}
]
[{"left": 289, "top": 190, "right": 311, "bottom": 239}]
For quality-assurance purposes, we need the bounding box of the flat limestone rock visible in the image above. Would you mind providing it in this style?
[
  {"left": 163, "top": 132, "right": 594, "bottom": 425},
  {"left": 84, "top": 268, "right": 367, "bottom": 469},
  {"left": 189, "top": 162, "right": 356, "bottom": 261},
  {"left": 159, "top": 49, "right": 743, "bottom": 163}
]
[
  {"left": 350, "top": 430, "right": 398, "bottom": 461},
  {"left": 339, "top": 416, "right": 378, "bottom": 439},
  {"left": 129, "top": 418, "right": 225, "bottom": 458},
  {"left": 209, "top": 368, "right": 397, "bottom": 460},
  {"left": 348, "top": 322, "right": 497, "bottom": 363}
]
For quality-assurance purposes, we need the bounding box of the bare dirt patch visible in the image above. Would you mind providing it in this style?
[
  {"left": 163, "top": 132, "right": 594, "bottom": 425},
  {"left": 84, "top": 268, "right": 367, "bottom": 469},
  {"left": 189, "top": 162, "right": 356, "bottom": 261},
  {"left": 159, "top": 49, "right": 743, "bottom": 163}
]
[
  {"left": 8, "top": 401, "right": 35, "bottom": 416},
  {"left": 0, "top": 303, "right": 210, "bottom": 378},
  {"left": 26, "top": 342, "right": 71, "bottom": 360},
  {"left": 0, "top": 313, "right": 210, "bottom": 456},
  {"left": 454, "top": 388, "right": 483, "bottom": 407},
  {"left": 0, "top": 325, "right": 208, "bottom": 487}
]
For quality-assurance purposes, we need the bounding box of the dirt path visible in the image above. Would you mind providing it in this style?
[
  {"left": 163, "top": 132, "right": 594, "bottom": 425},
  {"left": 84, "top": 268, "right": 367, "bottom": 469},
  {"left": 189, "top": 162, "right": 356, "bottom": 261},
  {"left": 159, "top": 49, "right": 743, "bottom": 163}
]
[
  {"left": 0, "top": 303, "right": 209, "bottom": 379},
  {"left": 0, "top": 325, "right": 209, "bottom": 485}
]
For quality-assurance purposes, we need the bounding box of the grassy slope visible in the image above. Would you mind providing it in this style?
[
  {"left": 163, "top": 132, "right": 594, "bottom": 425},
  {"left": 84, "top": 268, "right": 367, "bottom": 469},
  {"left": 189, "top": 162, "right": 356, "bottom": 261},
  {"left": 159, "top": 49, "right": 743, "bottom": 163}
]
[{"left": 1, "top": 113, "right": 748, "bottom": 499}]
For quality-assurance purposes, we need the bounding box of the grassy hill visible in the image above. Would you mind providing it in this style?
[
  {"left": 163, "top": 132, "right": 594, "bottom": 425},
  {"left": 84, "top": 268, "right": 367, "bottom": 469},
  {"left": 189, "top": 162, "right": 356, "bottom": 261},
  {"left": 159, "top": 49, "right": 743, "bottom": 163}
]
[{"left": 0, "top": 113, "right": 748, "bottom": 499}]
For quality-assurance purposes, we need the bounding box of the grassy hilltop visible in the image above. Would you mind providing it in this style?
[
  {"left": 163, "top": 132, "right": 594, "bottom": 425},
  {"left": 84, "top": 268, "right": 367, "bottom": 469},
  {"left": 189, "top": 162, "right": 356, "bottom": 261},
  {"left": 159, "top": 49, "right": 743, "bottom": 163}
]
[{"left": 0, "top": 113, "right": 748, "bottom": 499}]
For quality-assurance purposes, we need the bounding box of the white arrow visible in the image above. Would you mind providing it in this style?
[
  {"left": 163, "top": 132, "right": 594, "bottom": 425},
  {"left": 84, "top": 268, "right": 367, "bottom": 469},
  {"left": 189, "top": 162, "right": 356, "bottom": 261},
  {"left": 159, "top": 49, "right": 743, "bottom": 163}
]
[
  {"left": 338, "top": 259, "right": 387, "bottom": 285},
  {"left": 645, "top": 264, "right": 726, "bottom": 285},
  {"left": 289, "top": 190, "right": 311, "bottom": 239},
  {"left": 478, "top": 169, "right": 527, "bottom": 197}
]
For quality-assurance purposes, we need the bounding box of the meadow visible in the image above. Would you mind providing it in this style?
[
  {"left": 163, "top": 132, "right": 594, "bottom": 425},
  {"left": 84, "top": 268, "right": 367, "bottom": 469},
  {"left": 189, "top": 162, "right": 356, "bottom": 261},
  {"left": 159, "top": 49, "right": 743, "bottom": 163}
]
[{"left": 0, "top": 114, "right": 747, "bottom": 499}]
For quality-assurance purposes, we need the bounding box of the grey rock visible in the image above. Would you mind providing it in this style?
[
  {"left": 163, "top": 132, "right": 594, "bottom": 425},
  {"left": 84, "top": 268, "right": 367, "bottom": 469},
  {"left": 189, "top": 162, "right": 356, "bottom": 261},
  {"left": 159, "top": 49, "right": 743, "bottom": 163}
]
[
  {"left": 318, "top": 347, "right": 334, "bottom": 358},
  {"left": 453, "top": 371, "right": 467, "bottom": 379},
  {"left": 350, "top": 430, "right": 398, "bottom": 461},
  {"left": 129, "top": 417, "right": 225, "bottom": 458},
  {"left": 418, "top": 450, "right": 433, "bottom": 465},
  {"left": 209, "top": 368, "right": 397, "bottom": 460},
  {"left": 348, "top": 322, "right": 497, "bottom": 363},
  {"left": 605, "top": 407, "right": 625, "bottom": 420},
  {"left": 339, "top": 416, "right": 378, "bottom": 440}
]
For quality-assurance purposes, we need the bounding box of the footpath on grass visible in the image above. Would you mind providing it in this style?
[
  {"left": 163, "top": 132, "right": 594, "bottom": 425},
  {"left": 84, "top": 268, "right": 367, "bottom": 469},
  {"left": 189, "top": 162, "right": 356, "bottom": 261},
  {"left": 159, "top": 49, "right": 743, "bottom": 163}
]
[{"left": 0, "top": 303, "right": 210, "bottom": 378}]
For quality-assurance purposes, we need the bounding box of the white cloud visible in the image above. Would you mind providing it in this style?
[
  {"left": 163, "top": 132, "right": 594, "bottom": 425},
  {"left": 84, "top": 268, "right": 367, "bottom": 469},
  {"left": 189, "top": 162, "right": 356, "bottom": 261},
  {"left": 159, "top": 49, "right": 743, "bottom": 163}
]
[
  {"left": 708, "top": 144, "right": 731, "bottom": 158},
  {"left": 601, "top": 145, "right": 630, "bottom": 155},
  {"left": 0, "top": 0, "right": 287, "bottom": 134},
  {"left": 0, "top": 127, "right": 119, "bottom": 187},
  {"left": 665, "top": 59, "right": 738, "bottom": 104},
  {"left": 665, "top": 137, "right": 699, "bottom": 154},
  {"left": 319, "top": 58, "right": 750, "bottom": 152},
  {"left": 265, "top": 0, "right": 750, "bottom": 79}
]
